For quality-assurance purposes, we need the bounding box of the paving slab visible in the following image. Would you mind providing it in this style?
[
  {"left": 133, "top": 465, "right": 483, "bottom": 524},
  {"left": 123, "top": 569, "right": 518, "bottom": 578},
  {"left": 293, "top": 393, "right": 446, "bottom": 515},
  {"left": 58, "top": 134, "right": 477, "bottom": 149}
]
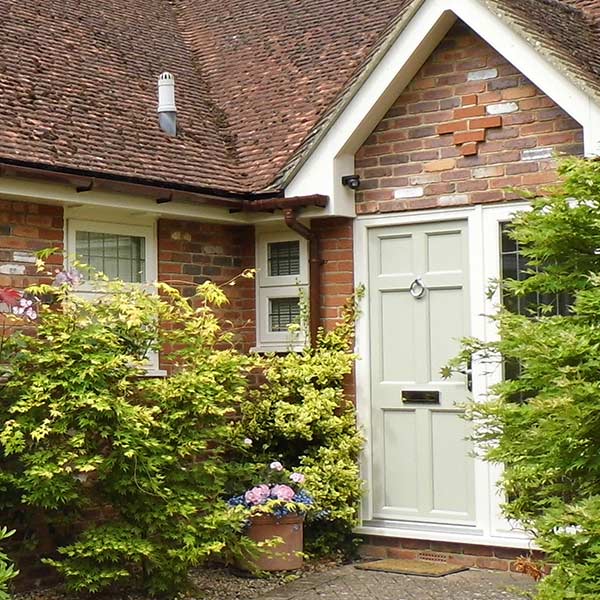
[{"left": 263, "top": 564, "right": 535, "bottom": 600}]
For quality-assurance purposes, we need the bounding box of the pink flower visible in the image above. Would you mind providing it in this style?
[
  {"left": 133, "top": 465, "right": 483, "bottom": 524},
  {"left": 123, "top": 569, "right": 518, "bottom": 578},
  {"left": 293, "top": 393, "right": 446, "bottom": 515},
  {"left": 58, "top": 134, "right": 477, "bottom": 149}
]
[
  {"left": 290, "top": 472, "right": 305, "bottom": 484},
  {"left": 271, "top": 484, "right": 295, "bottom": 502},
  {"left": 269, "top": 461, "right": 284, "bottom": 472},
  {"left": 244, "top": 484, "right": 270, "bottom": 505}
]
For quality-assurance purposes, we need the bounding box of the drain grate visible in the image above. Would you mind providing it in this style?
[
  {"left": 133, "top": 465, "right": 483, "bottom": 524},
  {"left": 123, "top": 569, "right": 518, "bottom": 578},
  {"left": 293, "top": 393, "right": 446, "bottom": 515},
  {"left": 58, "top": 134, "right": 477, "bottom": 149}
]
[{"left": 418, "top": 551, "right": 449, "bottom": 563}]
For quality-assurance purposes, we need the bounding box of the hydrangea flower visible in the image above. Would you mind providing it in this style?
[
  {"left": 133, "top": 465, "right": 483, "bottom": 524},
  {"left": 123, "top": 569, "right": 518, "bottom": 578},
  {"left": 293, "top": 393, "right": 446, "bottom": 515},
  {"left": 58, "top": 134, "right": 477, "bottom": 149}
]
[
  {"left": 53, "top": 268, "right": 82, "bottom": 287},
  {"left": 269, "top": 461, "right": 283, "bottom": 471},
  {"left": 271, "top": 484, "right": 295, "bottom": 502},
  {"left": 244, "top": 484, "right": 270, "bottom": 505},
  {"left": 12, "top": 297, "right": 37, "bottom": 320},
  {"left": 290, "top": 472, "right": 305, "bottom": 484}
]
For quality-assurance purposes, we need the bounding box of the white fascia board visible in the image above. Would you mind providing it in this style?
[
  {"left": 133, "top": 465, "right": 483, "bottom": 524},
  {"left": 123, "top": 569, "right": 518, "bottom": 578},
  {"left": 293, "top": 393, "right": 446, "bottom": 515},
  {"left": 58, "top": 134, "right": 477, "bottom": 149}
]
[
  {"left": 285, "top": 0, "right": 600, "bottom": 217},
  {"left": 0, "top": 176, "right": 253, "bottom": 225}
]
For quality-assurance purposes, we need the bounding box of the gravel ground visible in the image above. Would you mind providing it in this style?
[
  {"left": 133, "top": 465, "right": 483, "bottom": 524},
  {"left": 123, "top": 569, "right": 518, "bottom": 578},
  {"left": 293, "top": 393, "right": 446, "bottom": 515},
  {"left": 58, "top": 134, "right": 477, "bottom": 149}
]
[{"left": 13, "top": 563, "right": 337, "bottom": 600}]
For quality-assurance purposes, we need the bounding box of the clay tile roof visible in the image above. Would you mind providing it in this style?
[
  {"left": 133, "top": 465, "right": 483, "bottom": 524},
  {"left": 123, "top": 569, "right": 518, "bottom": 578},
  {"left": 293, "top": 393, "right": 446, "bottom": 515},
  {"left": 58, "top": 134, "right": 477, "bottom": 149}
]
[
  {"left": 483, "top": 0, "right": 600, "bottom": 102},
  {"left": 0, "top": 0, "right": 244, "bottom": 192},
  {"left": 1, "top": 0, "right": 600, "bottom": 195}
]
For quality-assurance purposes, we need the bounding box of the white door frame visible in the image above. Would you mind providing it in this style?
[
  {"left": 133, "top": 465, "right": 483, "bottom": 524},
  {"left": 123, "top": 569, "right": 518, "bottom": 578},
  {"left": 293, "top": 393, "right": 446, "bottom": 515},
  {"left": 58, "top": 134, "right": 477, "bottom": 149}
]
[{"left": 353, "top": 203, "right": 535, "bottom": 548}]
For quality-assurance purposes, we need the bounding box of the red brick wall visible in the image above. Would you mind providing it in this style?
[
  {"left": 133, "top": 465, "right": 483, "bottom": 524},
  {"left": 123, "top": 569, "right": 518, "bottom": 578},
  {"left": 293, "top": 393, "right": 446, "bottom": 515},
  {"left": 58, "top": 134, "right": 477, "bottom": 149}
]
[
  {"left": 360, "top": 535, "right": 547, "bottom": 573},
  {"left": 0, "top": 199, "right": 64, "bottom": 288},
  {"left": 355, "top": 22, "right": 584, "bottom": 214},
  {"left": 157, "top": 219, "right": 256, "bottom": 351},
  {"left": 313, "top": 217, "right": 354, "bottom": 332}
]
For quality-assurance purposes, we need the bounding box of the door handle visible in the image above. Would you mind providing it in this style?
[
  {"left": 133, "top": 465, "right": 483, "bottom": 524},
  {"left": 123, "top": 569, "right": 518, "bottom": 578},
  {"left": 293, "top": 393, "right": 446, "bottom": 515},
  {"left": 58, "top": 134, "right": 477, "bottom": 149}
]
[{"left": 459, "top": 358, "right": 473, "bottom": 393}]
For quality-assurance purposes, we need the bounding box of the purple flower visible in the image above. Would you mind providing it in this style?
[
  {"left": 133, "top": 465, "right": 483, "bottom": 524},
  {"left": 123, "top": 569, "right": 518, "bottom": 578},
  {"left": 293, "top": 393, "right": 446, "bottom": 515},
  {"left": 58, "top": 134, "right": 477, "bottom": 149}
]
[
  {"left": 290, "top": 472, "right": 305, "bottom": 484},
  {"left": 244, "top": 484, "right": 270, "bottom": 506},
  {"left": 271, "top": 484, "right": 295, "bottom": 502},
  {"left": 53, "top": 268, "right": 82, "bottom": 288},
  {"left": 269, "top": 461, "right": 283, "bottom": 471},
  {"left": 243, "top": 438, "right": 253, "bottom": 446},
  {"left": 12, "top": 297, "right": 37, "bottom": 320}
]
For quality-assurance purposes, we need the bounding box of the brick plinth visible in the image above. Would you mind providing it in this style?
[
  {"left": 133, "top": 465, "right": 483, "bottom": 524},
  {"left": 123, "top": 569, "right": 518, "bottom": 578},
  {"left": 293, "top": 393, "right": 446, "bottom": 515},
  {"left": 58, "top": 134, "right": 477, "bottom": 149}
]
[
  {"left": 355, "top": 21, "right": 584, "bottom": 215},
  {"left": 359, "top": 535, "right": 547, "bottom": 573}
]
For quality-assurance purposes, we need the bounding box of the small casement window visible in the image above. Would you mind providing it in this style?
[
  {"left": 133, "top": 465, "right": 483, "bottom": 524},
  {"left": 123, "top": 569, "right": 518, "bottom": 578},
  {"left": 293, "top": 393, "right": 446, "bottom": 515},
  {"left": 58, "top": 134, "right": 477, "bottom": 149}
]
[
  {"left": 255, "top": 231, "right": 309, "bottom": 351},
  {"left": 269, "top": 297, "right": 301, "bottom": 332},
  {"left": 75, "top": 231, "right": 146, "bottom": 283},
  {"left": 268, "top": 241, "right": 300, "bottom": 277}
]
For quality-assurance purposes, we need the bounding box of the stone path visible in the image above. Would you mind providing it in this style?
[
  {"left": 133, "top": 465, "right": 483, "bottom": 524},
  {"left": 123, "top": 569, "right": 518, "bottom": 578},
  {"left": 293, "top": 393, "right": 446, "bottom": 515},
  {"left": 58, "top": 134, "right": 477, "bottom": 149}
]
[{"left": 263, "top": 564, "right": 535, "bottom": 600}]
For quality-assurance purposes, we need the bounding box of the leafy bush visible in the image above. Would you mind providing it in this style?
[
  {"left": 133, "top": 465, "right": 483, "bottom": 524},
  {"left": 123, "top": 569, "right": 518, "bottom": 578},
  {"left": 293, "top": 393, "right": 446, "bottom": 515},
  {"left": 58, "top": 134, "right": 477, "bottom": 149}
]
[
  {"left": 235, "top": 289, "right": 365, "bottom": 559},
  {"left": 0, "top": 527, "right": 18, "bottom": 600},
  {"left": 0, "top": 274, "right": 255, "bottom": 596},
  {"left": 447, "top": 157, "right": 600, "bottom": 599}
]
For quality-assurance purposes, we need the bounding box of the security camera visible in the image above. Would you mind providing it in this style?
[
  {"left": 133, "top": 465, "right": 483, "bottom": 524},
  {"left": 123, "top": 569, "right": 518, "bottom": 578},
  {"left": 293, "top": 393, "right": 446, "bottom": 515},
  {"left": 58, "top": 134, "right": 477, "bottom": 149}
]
[{"left": 341, "top": 175, "right": 361, "bottom": 190}]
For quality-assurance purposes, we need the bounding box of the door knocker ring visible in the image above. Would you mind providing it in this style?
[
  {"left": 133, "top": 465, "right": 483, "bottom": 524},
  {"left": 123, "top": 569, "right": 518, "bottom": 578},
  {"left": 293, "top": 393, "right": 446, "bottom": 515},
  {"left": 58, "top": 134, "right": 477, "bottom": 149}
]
[{"left": 409, "top": 278, "right": 426, "bottom": 299}]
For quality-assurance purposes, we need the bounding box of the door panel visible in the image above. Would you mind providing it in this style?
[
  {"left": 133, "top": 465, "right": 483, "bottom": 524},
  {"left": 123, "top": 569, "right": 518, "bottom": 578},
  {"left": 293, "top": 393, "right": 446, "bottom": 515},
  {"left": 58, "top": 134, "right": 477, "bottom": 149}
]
[{"left": 369, "top": 220, "right": 475, "bottom": 525}]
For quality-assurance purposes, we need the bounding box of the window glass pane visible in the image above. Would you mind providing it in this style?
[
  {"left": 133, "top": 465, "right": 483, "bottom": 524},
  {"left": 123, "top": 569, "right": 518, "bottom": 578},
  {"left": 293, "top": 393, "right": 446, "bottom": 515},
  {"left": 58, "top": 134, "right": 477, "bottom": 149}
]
[
  {"left": 500, "top": 222, "right": 571, "bottom": 401},
  {"left": 268, "top": 241, "right": 300, "bottom": 277},
  {"left": 500, "top": 223, "right": 570, "bottom": 317},
  {"left": 269, "top": 297, "right": 300, "bottom": 332},
  {"left": 75, "top": 231, "right": 146, "bottom": 283}
]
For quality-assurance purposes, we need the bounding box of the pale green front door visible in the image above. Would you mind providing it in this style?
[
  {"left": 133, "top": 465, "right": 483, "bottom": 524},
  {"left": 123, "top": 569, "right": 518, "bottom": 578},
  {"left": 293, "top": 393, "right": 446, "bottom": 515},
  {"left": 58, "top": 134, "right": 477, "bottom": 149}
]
[{"left": 368, "top": 220, "right": 475, "bottom": 525}]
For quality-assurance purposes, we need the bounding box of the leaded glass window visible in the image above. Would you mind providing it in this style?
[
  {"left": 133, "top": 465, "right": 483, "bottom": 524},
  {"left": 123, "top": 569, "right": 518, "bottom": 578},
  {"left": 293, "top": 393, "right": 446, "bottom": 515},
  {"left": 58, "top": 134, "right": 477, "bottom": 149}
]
[
  {"left": 75, "top": 231, "right": 146, "bottom": 283},
  {"left": 500, "top": 223, "right": 570, "bottom": 316},
  {"left": 500, "top": 222, "right": 570, "bottom": 387}
]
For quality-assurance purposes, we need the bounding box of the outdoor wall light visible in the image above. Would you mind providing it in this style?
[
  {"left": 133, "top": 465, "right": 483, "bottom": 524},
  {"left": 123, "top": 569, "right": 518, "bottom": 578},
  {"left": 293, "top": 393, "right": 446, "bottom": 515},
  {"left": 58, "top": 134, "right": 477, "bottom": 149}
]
[{"left": 341, "top": 174, "right": 361, "bottom": 190}]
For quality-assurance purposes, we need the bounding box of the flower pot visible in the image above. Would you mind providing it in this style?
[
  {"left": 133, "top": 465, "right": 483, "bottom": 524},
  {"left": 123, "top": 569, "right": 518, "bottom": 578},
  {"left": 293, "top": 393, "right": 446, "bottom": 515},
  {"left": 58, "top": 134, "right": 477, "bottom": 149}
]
[{"left": 244, "top": 513, "right": 304, "bottom": 571}]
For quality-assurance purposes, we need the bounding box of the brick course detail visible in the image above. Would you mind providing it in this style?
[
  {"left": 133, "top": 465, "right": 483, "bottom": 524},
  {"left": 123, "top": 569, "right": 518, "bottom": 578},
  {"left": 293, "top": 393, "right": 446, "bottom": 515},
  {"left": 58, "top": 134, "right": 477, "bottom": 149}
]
[{"left": 355, "top": 22, "right": 583, "bottom": 214}]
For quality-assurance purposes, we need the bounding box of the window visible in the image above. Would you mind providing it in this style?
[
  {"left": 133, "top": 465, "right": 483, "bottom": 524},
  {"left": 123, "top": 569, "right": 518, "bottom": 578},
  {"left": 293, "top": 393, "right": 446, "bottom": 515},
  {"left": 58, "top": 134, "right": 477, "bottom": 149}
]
[
  {"left": 500, "top": 222, "right": 570, "bottom": 392},
  {"left": 67, "top": 220, "right": 156, "bottom": 285},
  {"left": 500, "top": 223, "right": 570, "bottom": 316},
  {"left": 67, "top": 218, "right": 160, "bottom": 373},
  {"left": 268, "top": 241, "right": 300, "bottom": 277},
  {"left": 269, "top": 297, "right": 301, "bottom": 332},
  {"left": 256, "top": 231, "right": 308, "bottom": 351},
  {"left": 75, "top": 231, "right": 146, "bottom": 283}
]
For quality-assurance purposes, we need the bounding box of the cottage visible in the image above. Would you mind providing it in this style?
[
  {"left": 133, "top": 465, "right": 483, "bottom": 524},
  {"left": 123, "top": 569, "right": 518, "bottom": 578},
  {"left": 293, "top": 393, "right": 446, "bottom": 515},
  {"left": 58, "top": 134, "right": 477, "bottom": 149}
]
[{"left": 1, "top": 0, "right": 599, "bottom": 566}]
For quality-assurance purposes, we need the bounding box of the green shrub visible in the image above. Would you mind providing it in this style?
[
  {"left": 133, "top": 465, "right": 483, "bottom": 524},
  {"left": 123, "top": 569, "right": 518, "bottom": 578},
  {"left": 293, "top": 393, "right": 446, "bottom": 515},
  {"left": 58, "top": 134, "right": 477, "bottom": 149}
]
[
  {"left": 446, "top": 157, "right": 600, "bottom": 599},
  {"left": 0, "top": 527, "right": 18, "bottom": 600},
  {"left": 235, "top": 288, "right": 365, "bottom": 559},
  {"left": 0, "top": 274, "right": 255, "bottom": 596}
]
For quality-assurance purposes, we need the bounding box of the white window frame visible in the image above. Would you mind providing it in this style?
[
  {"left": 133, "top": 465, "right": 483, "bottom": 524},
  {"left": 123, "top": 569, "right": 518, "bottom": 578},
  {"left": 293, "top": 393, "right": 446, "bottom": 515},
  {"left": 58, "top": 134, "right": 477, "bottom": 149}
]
[
  {"left": 65, "top": 217, "right": 163, "bottom": 375},
  {"left": 66, "top": 219, "right": 157, "bottom": 285},
  {"left": 255, "top": 230, "right": 309, "bottom": 351}
]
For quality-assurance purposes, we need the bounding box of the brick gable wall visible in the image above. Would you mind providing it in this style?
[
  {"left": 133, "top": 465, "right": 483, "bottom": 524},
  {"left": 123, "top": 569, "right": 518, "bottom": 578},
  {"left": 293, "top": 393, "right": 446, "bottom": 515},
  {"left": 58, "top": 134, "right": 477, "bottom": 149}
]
[{"left": 355, "top": 22, "right": 584, "bottom": 214}]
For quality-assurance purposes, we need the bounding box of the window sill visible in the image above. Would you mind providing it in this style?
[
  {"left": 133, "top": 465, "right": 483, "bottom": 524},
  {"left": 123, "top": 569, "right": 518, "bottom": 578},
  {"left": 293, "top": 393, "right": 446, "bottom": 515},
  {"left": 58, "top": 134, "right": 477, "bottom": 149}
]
[
  {"left": 140, "top": 368, "right": 168, "bottom": 378},
  {"left": 250, "top": 344, "right": 306, "bottom": 355}
]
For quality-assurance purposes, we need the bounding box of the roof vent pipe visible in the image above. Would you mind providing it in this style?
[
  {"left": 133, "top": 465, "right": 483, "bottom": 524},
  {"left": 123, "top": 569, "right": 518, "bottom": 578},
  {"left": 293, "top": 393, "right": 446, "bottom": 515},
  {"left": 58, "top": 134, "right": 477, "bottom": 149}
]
[{"left": 157, "top": 72, "right": 177, "bottom": 136}]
